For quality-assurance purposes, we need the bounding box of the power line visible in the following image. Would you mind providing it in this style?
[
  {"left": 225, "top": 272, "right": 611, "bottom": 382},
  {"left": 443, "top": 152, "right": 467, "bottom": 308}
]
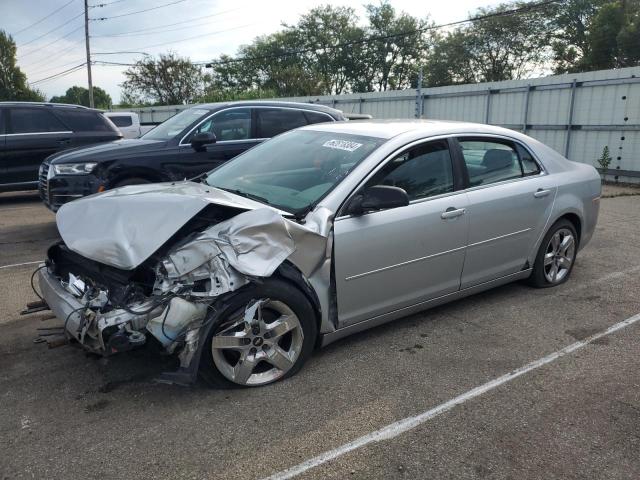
[
  {"left": 90, "top": 0, "right": 187, "bottom": 20},
  {"left": 95, "top": 23, "right": 254, "bottom": 53},
  {"left": 28, "top": 57, "right": 87, "bottom": 77},
  {"left": 90, "top": 7, "right": 241, "bottom": 37},
  {"left": 30, "top": 63, "right": 86, "bottom": 85},
  {"left": 18, "top": 11, "right": 84, "bottom": 48},
  {"left": 19, "top": 24, "right": 84, "bottom": 60},
  {"left": 21, "top": 41, "right": 85, "bottom": 69},
  {"left": 11, "top": 0, "right": 76, "bottom": 36},
  {"left": 89, "top": 0, "right": 128, "bottom": 7}
]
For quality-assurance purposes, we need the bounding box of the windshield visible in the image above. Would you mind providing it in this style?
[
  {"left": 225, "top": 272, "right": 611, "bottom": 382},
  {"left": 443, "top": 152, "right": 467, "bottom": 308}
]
[
  {"left": 141, "top": 108, "right": 210, "bottom": 141},
  {"left": 204, "top": 130, "right": 386, "bottom": 214}
]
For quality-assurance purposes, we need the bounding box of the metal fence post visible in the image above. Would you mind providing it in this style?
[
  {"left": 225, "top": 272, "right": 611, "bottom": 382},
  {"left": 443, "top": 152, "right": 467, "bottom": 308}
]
[
  {"left": 484, "top": 88, "right": 492, "bottom": 124},
  {"left": 564, "top": 79, "right": 577, "bottom": 158},
  {"left": 415, "top": 67, "right": 423, "bottom": 119},
  {"left": 359, "top": 98, "right": 363, "bottom": 114},
  {"left": 522, "top": 85, "right": 532, "bottom": 133}
]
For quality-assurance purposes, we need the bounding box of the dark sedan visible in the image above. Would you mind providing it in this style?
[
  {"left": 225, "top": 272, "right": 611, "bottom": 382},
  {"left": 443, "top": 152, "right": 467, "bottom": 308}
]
[{"left": 39, "top": 101, "right": 345, "bottom": 211}]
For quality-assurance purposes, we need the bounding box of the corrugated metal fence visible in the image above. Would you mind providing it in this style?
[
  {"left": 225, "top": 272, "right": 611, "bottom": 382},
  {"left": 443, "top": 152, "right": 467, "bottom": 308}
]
[{"left": 117, "top": 66, "right": 640, "bottom": 181}]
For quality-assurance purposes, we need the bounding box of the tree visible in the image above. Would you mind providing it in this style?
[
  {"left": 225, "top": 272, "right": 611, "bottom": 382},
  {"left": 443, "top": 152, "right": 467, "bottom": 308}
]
[
  {"left": 425, "top": 1, "right": 554, "bottom": 85},
  {"left": 121, "top": 53, "right": 204, "bottom": 105},
  {"left": 289, "top": 5, "right": 367, "bottom": 95},
  {"left": 0, "top": 30, "right": 45, "bottom": 101},
  {"left": 425, "top": 30, "right": 478, "bottom": 86},
  {"left": 551, "top": 0, "right": 640, "bottom": 73},
  {"left": 50, "top": 85, "right": 112, "bottom": 109},
  {"left": 362, "top": 2, "right": 432, "bottom": 91}
]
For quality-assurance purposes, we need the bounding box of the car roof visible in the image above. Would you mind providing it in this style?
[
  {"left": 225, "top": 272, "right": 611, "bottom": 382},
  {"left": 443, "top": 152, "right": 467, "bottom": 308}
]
[
  {"left": 299, "top": 119, "right": 525, "bottom": 140},
  {"left": 0, "top": 101, "right": 101, "bottom": 113},
  {"left": 190, "top": 100, "right": 342, "bottom": 116}
]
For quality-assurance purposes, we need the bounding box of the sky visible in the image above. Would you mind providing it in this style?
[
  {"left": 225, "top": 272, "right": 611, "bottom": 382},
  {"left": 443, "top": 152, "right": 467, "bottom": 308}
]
[{"left": 2, "top": 0, "right": 501, "bottom": 103}]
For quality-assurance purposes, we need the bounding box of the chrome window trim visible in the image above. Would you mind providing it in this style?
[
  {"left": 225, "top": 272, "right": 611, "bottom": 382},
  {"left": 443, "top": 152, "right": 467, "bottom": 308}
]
[
  {"left": 335, "top": 134, "right": 463, "bottom": 220},
  {"left": 178, "top": 138, "right": 267, "bottom": 148},
  {"left": 335, "top": 132, "right": 548, "bottom": 221},
  {"left": 178, "top": 105, "right": 335, "bottom": 146},
  {"left": 0, "top": 131, "right": 73, "bottom": 137},
  {"left": 455, "top": 132, "right": 547, "bottom": 173}
]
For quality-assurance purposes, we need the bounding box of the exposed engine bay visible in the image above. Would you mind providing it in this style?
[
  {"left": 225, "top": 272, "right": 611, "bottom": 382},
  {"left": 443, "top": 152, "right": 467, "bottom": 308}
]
[{"left": 38, "top": 185, "right": 334, "bottom": 379}]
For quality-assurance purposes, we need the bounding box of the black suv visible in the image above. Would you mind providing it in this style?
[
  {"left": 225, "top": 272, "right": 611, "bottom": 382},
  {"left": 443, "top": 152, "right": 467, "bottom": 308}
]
[
  {"left": 0, "top": 102, "right": 121, "bottom": 192},
  {"left": 40, "top": 101, "right": 345, "bottom": 211}
]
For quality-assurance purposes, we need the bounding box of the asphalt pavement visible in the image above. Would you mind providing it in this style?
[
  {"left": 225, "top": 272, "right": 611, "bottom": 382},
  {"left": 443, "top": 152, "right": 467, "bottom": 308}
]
[{"left": 0, "top": 189, "right": 639, "bottom": 480}]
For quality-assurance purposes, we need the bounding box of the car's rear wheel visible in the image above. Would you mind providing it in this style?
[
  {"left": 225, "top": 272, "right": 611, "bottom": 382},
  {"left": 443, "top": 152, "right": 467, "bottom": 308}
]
[
  {"left": 199, "top": 279, "right": 317, "bottom": 388},
  {"left": 528, "top": 219, "right": 578, "bottom": 288}
]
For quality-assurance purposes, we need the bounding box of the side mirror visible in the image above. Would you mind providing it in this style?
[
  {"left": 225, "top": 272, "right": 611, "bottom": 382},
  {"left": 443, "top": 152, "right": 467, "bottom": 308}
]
[
  {"left": 191, "top": 132, "right": 216, "bottom": 152},
  {"left": 346, "top": 185, "right": 409, "bottom": 216}
]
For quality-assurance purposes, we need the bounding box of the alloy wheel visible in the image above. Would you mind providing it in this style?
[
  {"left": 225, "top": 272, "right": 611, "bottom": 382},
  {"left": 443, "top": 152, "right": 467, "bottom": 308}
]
[
  {"left": 543, "top": 227, "right": 575, "bottom": 284},
  {"left": 211, "top": 299, "right": 304, "bottom": 386}
]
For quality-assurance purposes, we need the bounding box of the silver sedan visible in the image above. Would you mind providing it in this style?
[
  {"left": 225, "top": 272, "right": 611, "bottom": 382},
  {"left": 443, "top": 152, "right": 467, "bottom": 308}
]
[{"left": 38, "top": 121, "right": 601, "bottom": 387}]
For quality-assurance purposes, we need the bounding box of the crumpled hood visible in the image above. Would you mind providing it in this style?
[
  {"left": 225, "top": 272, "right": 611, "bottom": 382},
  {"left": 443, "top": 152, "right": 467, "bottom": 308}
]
[{"left": 56, "top": 181, "right": 289, "bottom": 270}]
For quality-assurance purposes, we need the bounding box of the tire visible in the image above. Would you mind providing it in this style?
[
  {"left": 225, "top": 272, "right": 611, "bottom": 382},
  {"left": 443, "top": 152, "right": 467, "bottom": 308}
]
[
  {"left": 199, "top": 278, "right": 318, "bottom": 388},
  {"left": 113, "top": 177, "right": 152, "bottom": 188},
  {"left": 527, "top": 219, "right": 578, "bottom": 288}
]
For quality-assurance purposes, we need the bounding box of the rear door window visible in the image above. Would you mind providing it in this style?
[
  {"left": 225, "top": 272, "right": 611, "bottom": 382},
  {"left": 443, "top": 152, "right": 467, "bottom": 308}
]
[
  {"left": 256, "top": 108, "right": 308, "bottom": 138},
  {"left": 8, "top": 108, "right": 68, "bottom": 134},
  {"left": 458, "top": 139, "right": 523, "bottom": 186},
  {"left": 54, "top": 110, "right": 115, "bottom": 132}
]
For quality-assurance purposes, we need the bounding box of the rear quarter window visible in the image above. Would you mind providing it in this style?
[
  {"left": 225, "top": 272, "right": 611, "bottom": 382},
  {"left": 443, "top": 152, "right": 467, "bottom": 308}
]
[
  {"left": 304, "top": 110, "right": 334, "bottom": 124},
  {"left": 54, "top": 110, "right": 116, "bottom": 133},
  {"left": 107, "top": 115, "right": 133, "bottom": 127}
]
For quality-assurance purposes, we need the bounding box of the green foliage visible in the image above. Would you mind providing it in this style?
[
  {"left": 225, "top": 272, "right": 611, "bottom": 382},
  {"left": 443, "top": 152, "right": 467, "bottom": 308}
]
[
  {"left": 207, "top": 2, "right": 431, "bottom": 97},
  {"left": 426, "top": 1, "right": 554, "bottom": 85},
  {"left": 597, "top": 145, "right": 612, "bottom": 170},
  {"left": 49, "top": 85, "right": 112, "bottom": 109},
  {"left": 121, "top": 52, "right": 204, "bottom": 105},
  {"left": 0, "top": 30, "right": 45, "bottom": 101},
  {"left": 552, "top": 0, "right": 640, "bottom": 73}
]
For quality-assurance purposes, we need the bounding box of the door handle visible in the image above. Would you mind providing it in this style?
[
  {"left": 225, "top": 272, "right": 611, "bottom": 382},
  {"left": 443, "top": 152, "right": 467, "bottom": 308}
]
[
  {"left": 57, "top": 138, "right": 71, "bottom": 145},
  {"left": 534, "top": 188, "right": 551, "bottom": 198},
  {"left": 441, "top": 207, "right": 466, "bottom": 220}
]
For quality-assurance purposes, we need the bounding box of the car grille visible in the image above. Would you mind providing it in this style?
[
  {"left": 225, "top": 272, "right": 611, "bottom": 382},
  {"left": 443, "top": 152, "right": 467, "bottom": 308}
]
[{"left": 39, "top": 162, "right": 50, "bottom": 204}]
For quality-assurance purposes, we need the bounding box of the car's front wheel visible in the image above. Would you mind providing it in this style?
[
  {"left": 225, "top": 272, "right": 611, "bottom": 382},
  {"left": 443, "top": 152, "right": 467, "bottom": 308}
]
[
  {"left": 528, "top": 219, "right": 578, "bottom": 288},
  {"left": 199, "top": 279, "right": 317, "bottom": 388}
]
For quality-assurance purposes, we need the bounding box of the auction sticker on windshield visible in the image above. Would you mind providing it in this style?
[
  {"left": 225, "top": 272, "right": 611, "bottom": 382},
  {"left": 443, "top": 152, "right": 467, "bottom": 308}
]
[{"left": 322, "top": 139, "right": 363, "bottom": 152}]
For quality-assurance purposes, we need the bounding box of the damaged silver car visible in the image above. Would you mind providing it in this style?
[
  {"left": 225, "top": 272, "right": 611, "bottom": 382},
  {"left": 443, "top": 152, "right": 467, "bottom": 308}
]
[{"left": 37, "top": 121, "right": 601, "bottom": 387}]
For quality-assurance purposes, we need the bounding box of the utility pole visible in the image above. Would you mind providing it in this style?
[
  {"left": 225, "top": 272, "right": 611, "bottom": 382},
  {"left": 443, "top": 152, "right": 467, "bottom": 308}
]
[
  {"left": 84, "top": 0, "right": 94, "bottom": 108},
  {"left": 415, "top": 66, "right": 423, "bottom": 119}
]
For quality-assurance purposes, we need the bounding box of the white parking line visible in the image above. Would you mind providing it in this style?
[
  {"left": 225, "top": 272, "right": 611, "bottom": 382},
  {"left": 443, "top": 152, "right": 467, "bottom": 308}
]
[
  {"left": 263, "top": 312, "right": 640, "bottom": 480},
  {"left": 0, "top": 260, "right": 42, "bottom": 270}
]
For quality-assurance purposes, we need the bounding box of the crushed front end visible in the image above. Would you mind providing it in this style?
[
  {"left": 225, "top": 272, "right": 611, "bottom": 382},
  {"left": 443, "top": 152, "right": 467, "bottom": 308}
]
[
  {"left": 36, "top": 196, "right": 333, "bottom": 383},
  {"left": 39, "top": 243, "right": 211, "bottom": 361}
]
